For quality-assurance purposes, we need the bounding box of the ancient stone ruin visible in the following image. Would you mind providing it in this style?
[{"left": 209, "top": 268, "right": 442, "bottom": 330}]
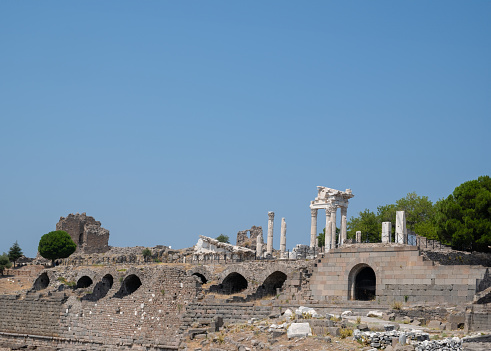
[
  {"left": 56, "top": 212, "right": 110, "bottom": 254},
  {"left": 236, "top": 225, "right": 263, "bottom": 249}
]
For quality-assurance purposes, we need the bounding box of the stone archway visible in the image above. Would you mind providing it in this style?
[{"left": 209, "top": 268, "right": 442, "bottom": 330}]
[
  {"left": 261, "top": 271, "right": 287, "bottom": 296},
  {"left": 192, "top": 272, "right": 208, "bottom": 284},
  {"left": 221, "top": 272, "right": 248, "bottom": 294},
  {"left": 348, "top": 264, "right": 376, "bottom": 301}
]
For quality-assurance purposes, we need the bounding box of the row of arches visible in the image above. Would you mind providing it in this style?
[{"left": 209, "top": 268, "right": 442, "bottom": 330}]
[
  {"left": 33, "top": 273, "right": 143, "bottom": 300},
  {"left": 193, "top": 264, "right": 377, "bottom": 301},
  {"left": 196, "top": 270, "right": 288, "bottom": 298},
  {"left": 33, "top": 264, "right": 378, "bottom": 301}
]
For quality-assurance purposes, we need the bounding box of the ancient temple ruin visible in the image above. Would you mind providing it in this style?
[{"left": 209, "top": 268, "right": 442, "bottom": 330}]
[
  {"left": 56, "top": 213, "right": 110, "bottom": 254},
  {"left": 309, "top": 186, "right": 354, "bottom": 250},
  {"left": 236, "top": 226, "right": 263, "bottom": 249}
]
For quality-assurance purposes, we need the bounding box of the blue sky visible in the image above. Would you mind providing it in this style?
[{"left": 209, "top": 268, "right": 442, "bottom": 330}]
[{"left": 1, "top": 1, "right": 490, "bottom": 257}]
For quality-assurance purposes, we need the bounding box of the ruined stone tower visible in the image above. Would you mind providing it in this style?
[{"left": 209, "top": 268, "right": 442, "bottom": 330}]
[{"left": 56, "top": 213, "right": 110, "bottom": 254}]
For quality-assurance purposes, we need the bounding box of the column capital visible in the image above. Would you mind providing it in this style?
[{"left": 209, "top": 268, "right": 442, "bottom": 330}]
[
  {"left": 310, "top": 208, "right": 318, "bottom": 217},
  {"left": 327, "top": 204, "right": 337, "bottom": 213},
  {"left": 268, "top": 211, "right": 275, "bottom": 220}
]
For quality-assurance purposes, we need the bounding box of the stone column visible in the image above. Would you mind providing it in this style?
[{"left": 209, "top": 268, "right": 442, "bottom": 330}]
[
  {"left": 356, "top": 231, "right": 362, "bottom": 243},
  {"left": 382, "top": 222, "right": 392, "bottom": 243},
  {"left": 280, "top": 218, "right": 286, "bottom": 258},
  {"left": 340, "top": 207, "right": 348, "bottom": 246},
  {"left": 267, "top": 211, "right": 274, "bottom": 255},
  {"left": 310, "top": 208, "right": 318, "bottom": 248},
  {"left": 256, "top": 235, "right": 263, "bottom": 257},
  {"left": 396, "top": 211, "right": 407, "bottom": 244},
  {"left": 325, "top": 208, "right": 332, "bottom": 252},
  {"left": 330, "top": 205, "right": 337, "bottom": 249}
]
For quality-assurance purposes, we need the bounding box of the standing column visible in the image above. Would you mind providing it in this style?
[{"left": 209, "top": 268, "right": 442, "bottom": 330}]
[
  {"left": 256, "top": 235, "right": 263, "bottom": 257},
  {"left": 325, "top": 208, "right": 332, "bottom": 252},
  {"left": 396, "top": 211, "right": 407, "bottom": 244},
  {"left": 267, "top": 211, "right": 275, "bottom": 255},
  {"left": 340, "top": 207, "right": 347, "bottom": 246},
  {"left": 330, "top": 205, "right": 337, "bottom": 249},
  {"left": 310, "top": 208, "right": 318, "bottom": 248},
  {"left": 280, "top": 218, "right": 286, "bottom": 258},
  {"left": 382, "top": 222, "right": 392, "bottom": 243}
]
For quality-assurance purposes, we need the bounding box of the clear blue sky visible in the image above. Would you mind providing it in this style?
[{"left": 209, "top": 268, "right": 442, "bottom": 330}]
[{"left": 1, "top": 1, "right": 490, "bottom": 257}]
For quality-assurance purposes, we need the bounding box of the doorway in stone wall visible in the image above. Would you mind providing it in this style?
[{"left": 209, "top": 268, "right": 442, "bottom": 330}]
[{"left": 348, "top": 264, "right": 376, "bottom": 301}]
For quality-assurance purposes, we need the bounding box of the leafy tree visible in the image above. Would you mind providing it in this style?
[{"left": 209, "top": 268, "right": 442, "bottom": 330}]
[
  {"left": 435, "top": 176, "right": 491, "bottom": 252},
  {"left": 377, "top": 192, "right": 437, "bottom": 239},
  {"left": 142, "top": 248, "right": 152, "bottom": 262},
  {"left": 317, "top": 228, "right": 325, "bottom": 247},
  {"left": 38, "top": 230, "right": 77, "bottom": 267},
  {"left": 8, "top": 241, "right": 23, "bottom": 267},
  {"left": 215, "top": 234, "right": 230, "bottom": 243},
  {"left": 0, "top": 253, "right": 12, "bottom": 276},
  {"left": 347, "top": 209, "right": 380, "bottom": 242}
]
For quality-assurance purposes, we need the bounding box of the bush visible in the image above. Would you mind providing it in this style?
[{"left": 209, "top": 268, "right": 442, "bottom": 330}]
[{"left": 391, "top": 301, "right": 403, "bottom": 310}]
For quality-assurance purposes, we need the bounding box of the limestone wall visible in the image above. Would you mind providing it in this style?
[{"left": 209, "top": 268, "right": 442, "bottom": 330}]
[
  {"left": 309, "top": 245, "right": 488, "bottom": 304},
  {"left": 0, "top": 265, "right": 201, "bottom": 350}
]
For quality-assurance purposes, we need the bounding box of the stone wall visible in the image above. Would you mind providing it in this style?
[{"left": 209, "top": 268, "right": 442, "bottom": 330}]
[
  {"left": 236, "top": 226, "right": 263, "bottom": 249},
  {"left": 309, "top": 245, "right": 487, "bottom": 304},
  {"left": 56, "top": 213, "right": 109, "bottom": 254},
  {"left": 0, "top": 265, "right": 201, "bottom": 350}
]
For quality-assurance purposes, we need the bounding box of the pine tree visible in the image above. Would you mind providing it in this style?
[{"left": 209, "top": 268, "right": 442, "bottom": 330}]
[{"left": 8, "top": 241, "right": 23, "bottom": 268}]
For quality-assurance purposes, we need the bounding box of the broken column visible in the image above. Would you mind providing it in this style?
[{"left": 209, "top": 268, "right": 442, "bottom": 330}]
[
  {"left": 267, "top": 211, "right": 274, "bottom": 255},
  {"left": 256, "top": 235, "right": 263, "bottom": 257},
  {"left": 310, "top": 208, "right": 317, "bottom": 248},
  {"left": 382, "top": 222, "right": 391, "bottom": 243},
  {"left": 395, "top": 211, "right": 407, "bottom": 244},
  {"left": 356, "top": 231, "right": 362, "bottom": 243},
  {"left": 280, "top": 217, "right": 286, "bottom": 258}
]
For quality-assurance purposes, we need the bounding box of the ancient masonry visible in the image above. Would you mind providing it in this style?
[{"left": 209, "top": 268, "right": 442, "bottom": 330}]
[
  {"left": 236, "top": 226, "right": 263, "bottom": 249},
  {"left": 56, "top": 213, "right": 110, "bottom": 254},
  {"left": 1, "top": 186, "right": 490, "bottom": 350}
]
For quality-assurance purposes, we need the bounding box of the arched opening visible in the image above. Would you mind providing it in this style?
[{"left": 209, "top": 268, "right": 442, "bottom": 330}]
[
  {"left": 221, "top": 272, "right": 248, "bottom": 294},
  {"left": 192, "top": 273, "right": 208, "bottom": 284},
  {"left": 114, "top": 274, "right": 142, "bottom": 298},
  {"left": 78, "top": 232, "right": 84, "bottom": 245},
  {"left": 261, "top": 271, "right": 287, "bottom": 296},
  {"left": 348, "top": 264, "right": 376, "bottom": 301},
  {"left": 33, "top": 273, "right": 49, "bottom": 290},
  {"left": 82, "top": 274, "right": 113, "bottom": 301},
  {"left": 76, "top": 276, "right": 93, "bottom": 289}
]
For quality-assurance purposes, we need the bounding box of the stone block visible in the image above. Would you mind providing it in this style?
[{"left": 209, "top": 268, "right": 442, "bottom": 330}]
[{"left": 287, "top": 323, "right": 312, "bottom": 339}]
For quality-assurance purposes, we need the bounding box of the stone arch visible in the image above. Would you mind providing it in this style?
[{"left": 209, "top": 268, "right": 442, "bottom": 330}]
[
  {"left": 114, "top": 274, "right": 142, "bottom": 298},
  {"left": 33, "top": 272, "right": 50, "bottom": 290},
  {"left": 76, "top": 276, "right": 93, "bottom": 289},
  {"left": 192, "top": 273, "right": 208, "bottom": 284},
  {"left": 348, "top": 263, "right": 376, "bottom": 301},
  {"left": 220, "top": 272, "right": 248, "bottom": 294},
  {"left": 261, "top": 271, "right": 287, "bottom": 296},
  {"left": 83, "top": 274, "right": 114, "bottom": 301}
]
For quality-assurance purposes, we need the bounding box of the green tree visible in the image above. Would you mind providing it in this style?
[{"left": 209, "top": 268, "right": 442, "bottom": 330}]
[
  {"left": 0, "top": 253, "right": 12, "bottom": 276},
  {"left": 38, "top": 230, "right": 77, "bottom": 267},
  {"left": 317, "top": 228, "right": 325, "bottom": 247},
  {"left": 435, "top": 176, "right": 491, "bottom": 252},
  {"left": 215, "top": 234, "right": 230, "bottom": 243},
  {"left": 8, "top": 241, "right": 23, "bottom": 267},
  {"left": 142, "top": 248, "right": 152, "bottom": 262},
  {"left": 377, "top": 192, "right": 437, "bottom": 239},
  {"left": 347, "top": 209, "right": 380, "bottom": 243}
]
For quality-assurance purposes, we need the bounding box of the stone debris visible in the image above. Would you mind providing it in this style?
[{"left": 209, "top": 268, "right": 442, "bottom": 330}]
[
  {"left": 194, "top": 235, "right": 256, "bottom": 261},
  {"left": 295, "top": 306, "right": 318, "bottom": 318},
  {"left": 286, "top": 322, "right": 312, "bottom": 339}
]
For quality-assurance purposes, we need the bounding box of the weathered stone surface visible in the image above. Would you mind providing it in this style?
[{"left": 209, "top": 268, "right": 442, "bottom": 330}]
[
  {"left": 56, "top": 213, "right": 109, "bottom": 254},
  {"left": 286, "top": 322, "right": 311, "bottom": 339}
]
